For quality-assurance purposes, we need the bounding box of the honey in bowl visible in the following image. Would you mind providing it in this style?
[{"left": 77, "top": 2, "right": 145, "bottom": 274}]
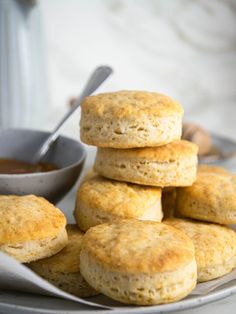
[{"left": 0, "top": 158, "right": 58, "bottom": 174}]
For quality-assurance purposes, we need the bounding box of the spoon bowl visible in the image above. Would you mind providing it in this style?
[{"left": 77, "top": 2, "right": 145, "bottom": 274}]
[{"left": 0, "top": 128, "right": 86, "bottom": 204}]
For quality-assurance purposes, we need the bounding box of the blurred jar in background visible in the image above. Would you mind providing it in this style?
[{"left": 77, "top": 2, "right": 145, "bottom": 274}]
[{"left": 0, "top": 0, "right": 48, "bottom": 128}]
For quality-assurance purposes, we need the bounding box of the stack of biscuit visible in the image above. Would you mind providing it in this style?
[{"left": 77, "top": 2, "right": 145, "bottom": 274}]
[
  {"left": 76, "top": 90, "right": 198, "bottom": 230},
  {"left": 76, "top": 91, "right": 236, "bottom": 304},
  {"left": 73, "top": 90, "right": 203, "bottom": 304},
  {"left": 1, "top": 90, "right": 236, "bottom": 306}
]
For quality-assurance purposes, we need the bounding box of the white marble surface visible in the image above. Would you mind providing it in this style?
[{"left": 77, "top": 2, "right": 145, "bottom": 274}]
[
  {"left": 39, "top": 0, "right": 236, "bottom": 140},
  {"left": 39, "top": 1, "right": 236, "bottom": 313}
]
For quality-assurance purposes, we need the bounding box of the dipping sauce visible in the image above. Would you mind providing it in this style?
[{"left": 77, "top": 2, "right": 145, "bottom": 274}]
[{"left": 0, "top": 158, "right": 58, "bottom": 174}]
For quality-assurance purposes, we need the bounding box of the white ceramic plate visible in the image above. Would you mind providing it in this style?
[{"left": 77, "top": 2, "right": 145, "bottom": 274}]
[{"left": 0, "top": 281, "right": 236, "bottom": 314}]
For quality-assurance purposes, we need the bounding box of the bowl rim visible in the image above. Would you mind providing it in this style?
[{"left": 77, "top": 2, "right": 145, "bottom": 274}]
[{"left": 0, "top": 128, "right": 87, "bottom": 178}]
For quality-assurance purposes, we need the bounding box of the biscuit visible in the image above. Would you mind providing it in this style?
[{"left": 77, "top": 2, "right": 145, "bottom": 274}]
[
  {"left": 80, "top": 220, "right": 197, "bottom": 305},
  {"left": 0, "top": 195, "right": 67, "bottom": 263},
  {"left": 165, "top": 218, "right": 236, "bottom": 282},
  {"left": 94, "top": 140, "right": 198, "bottom": 187},
  {"left": 80, "top": 90, "right": 184, "bottom": 148},
  {"left": 197, "top": 164, "right": 230, "bottom": 175},
  {"left": 29, "top": 225, "right": 98, "bottom": 297},
  {"left": 74, "top": 174, "right": 162, "bottom": 231},
  {"left": 176, "top": 170, "right": 236, "bottom": 224},
  {"left": 182, "top": 122, "right": 212, "bottom": 156}
]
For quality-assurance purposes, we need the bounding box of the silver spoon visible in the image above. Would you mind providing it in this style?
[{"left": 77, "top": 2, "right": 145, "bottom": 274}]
[{"left": 32, "top": 65, "right": 113, "bottom": 163}]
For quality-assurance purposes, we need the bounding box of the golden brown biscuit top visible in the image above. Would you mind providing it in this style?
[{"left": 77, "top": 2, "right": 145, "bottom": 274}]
[
  {"left": 97, "top": 140, "right": 198, "bottom": 162},
  {"left": 177, "top": 172, "right": 236, "bottom": 210},
  {"left": 81, "top": 90, "right": 184, "bottom": 118},
  {"left": 0, "top": 195, "right": 66, "bottom": 245},
  {"left": 165, "top": 218, "right": 236, "bottom": 268},
  {"left": 77, "top": 175, "right": 161, "bottom": 218},
  {"left": 81, "top": 220, "right": 195, "bottom": 273},
  {"left": 197, "top": 165, "right": 230, "bottom": 175},
  {"left": 30, "top": 225, "right": 83, "bottom": 273}
]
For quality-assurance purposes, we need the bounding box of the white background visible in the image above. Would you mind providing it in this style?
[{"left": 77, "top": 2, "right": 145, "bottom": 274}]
[{"left": 39, "top": 0, "right": 236, "bottom": 140}]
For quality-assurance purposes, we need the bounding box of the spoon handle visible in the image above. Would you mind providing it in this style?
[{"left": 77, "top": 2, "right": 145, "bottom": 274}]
[{"left": 32, "top": 66, "right": 113, "bottom": 163}]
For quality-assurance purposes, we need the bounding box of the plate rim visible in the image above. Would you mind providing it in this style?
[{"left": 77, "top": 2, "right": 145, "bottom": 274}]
[{"left": 0, "top": 282, "right": 236, "bottom": 314}]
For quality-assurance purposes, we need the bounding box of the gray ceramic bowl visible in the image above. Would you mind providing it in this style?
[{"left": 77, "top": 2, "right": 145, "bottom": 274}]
[{"left": 0, "top": 129, "right": 86, "bottom": 204}]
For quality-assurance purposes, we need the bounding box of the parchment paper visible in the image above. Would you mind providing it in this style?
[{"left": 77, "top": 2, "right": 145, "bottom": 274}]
[
  {"left": 1, "top": 251, "right": 236, "bottom": 309},
  {"left": 0, "top": 252, "right": 110, "bottom": 309}
]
